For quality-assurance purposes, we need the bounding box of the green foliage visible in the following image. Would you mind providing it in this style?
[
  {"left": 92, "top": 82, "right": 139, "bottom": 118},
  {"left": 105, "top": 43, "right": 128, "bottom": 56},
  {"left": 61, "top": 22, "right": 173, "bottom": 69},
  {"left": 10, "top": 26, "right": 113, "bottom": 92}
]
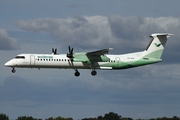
[
  {"left": 122, "top": 117, "right": 133, "bottom": 120},
  {"left": 97, "top": 116, "right": 104, "bottom": 120},
  {"left": 45, "top": 117, "right": 54, "bottom": 120},
  {"left": 149, "top": 116, "right": 180, "bottom": 120},
  {"left": 82, "top": 112, "right": 125, "bottom": 120},
  {"left": 45, "top": 116, "right": 73, "bottom": 120},
  {"left": 0, "top": 113, "right": 9, "bottom": 120},
  {"left": 16, "top": 116, "right": 42, "bottom": 120},
  {"left": 82, "top": 118, "right": 97, "bottom": 120},
  {"left": 1, "top": 112, "right": 180, "bottom": 120},
  {"left": 104, "top": 112, "right": 122, "bottom": 120}
]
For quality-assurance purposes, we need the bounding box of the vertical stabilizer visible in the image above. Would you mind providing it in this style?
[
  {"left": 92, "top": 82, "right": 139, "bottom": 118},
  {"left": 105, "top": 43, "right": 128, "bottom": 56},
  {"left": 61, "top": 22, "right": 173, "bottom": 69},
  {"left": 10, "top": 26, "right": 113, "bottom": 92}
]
[{"left": 143, "top": 33, "right": 173, "bottom": 59}]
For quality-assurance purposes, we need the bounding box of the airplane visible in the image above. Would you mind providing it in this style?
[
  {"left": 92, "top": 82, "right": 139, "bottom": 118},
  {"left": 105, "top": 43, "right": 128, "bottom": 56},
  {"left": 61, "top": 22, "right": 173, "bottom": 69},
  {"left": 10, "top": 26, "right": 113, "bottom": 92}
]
[{"left": 5, "top": 33, "right": 173, "bottom": 77}]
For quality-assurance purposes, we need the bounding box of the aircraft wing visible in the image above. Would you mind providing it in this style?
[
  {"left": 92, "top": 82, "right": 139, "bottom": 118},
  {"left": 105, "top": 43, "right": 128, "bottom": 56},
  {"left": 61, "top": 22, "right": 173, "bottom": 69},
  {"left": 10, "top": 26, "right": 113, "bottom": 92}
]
[
  {"left": 72, "top": 48, "right": 113, "bottom": 63},
  {"left": 86, "top": 48, "right": 113, "bottom": 56}
]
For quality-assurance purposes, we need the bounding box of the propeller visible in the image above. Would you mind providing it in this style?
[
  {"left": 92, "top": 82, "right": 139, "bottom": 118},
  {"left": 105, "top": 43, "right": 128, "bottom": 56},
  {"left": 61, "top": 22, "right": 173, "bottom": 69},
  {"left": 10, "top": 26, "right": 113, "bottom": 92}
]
[
  {"left": 66, "top": 46, "right": 74, "bottom": 59},
  {"left": 52, "top": 48, "right": 57, "bottom": 55}
]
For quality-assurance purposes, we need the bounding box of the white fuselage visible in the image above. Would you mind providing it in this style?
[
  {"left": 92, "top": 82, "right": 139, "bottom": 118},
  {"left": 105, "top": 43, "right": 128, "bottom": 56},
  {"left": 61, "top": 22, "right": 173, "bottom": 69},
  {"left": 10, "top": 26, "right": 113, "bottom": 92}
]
[
  {"left": 4, "top": 33, "right": 172, "bottom": 76},
  {"left": 5, "top": 52, "right": 144, "bottom": 70}
]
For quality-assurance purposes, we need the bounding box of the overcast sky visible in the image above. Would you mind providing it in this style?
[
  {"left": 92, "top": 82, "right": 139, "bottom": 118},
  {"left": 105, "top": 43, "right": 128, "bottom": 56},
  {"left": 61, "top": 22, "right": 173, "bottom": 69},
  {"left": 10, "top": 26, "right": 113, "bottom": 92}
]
[{"left": 1, "top": 0, "right": 180, "bottom": 120}]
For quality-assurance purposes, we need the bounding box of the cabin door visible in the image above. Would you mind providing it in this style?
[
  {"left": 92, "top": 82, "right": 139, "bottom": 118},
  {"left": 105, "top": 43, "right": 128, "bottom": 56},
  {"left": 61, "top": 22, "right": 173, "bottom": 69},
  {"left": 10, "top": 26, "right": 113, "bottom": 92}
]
[
  {"left": 30, "top": 55, "right": 35, "bottom": 66},
  {"left": 115, "top": 57, "right": 120, "bottom": 67}
]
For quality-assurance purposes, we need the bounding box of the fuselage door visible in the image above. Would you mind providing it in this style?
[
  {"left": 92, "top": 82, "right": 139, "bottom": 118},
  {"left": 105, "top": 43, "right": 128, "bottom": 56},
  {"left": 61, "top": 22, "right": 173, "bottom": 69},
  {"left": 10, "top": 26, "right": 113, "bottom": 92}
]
[
  {"left": 30, "top": 55, "right": 35, "bottom": 66},
  {"left": 115, "top": 57, "right": 120, "bottom": 67}
]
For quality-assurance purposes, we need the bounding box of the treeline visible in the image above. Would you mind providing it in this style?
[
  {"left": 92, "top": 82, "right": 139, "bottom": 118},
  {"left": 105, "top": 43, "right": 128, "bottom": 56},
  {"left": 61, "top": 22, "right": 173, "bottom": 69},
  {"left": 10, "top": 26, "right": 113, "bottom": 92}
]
[{"left": 0, "top": 112, "right": 180, "bottom": 120}]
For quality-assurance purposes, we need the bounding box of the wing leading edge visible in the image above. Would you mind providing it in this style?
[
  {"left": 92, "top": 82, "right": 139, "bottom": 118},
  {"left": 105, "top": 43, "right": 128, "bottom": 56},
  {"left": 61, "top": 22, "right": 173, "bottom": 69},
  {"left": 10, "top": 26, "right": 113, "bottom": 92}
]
[{"left": 86, "top": 48, "right": 113, "bottom": 56}]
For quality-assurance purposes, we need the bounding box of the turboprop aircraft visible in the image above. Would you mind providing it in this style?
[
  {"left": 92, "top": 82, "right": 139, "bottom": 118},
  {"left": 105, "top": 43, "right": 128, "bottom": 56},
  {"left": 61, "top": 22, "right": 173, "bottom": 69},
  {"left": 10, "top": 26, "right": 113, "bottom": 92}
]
[{"left": 5, "top": 33, "right": 173, "bottom": 77}]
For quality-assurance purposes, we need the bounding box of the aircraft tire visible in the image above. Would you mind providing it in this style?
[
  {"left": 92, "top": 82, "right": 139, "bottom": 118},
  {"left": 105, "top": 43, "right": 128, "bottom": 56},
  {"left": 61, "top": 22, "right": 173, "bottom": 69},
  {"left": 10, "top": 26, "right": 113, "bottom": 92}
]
[
  {"left": 74, "top": 71, "right": 80, "bottom": 77},
  {"left": 12, "top": 68, "right": 16, "bottom": 73},
  {"left": 91, "top": 70, "right": 97, "bottom": 76}
]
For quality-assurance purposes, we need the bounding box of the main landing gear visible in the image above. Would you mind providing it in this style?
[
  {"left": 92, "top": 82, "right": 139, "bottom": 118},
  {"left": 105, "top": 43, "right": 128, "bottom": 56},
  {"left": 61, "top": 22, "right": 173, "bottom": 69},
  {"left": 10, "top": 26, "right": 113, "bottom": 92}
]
[
  {"left": 74, "top": 66, "right": 97, "bottom": 77},
  {"left": 90, "top": 64, "right": 97, "bottom": 76},
  {"left": 74, "top": 70, "right": 97, "bottom": 77},
  {"left": 12, "top": 68, "right": 16, "bottom": 73}
]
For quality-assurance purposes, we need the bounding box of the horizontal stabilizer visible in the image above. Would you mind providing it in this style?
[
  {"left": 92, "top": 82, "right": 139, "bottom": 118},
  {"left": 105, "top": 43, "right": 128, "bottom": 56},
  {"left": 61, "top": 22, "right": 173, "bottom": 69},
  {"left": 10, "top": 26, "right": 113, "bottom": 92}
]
[{"left": 150, "top": 33, "right": 174, "bottom": 37}]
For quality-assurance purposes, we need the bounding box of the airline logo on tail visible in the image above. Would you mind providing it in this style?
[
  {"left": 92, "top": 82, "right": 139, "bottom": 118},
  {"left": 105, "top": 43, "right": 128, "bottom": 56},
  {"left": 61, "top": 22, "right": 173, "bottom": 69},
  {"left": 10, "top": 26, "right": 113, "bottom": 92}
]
[{"left": 154, "top": 43, "right": 162, "bottom": 47}]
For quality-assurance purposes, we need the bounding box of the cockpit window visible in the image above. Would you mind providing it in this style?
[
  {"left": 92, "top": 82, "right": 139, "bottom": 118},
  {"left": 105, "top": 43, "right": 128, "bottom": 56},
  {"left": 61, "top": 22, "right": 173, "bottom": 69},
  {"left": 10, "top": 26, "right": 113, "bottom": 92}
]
[{"left": 15, "top": 56, "right": 25, "bottom": 59}]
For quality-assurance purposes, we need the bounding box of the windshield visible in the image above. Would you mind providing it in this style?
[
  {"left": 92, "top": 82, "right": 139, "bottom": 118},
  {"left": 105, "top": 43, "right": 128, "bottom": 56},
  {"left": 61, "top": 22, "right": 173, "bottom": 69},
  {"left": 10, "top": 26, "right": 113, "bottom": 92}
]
[{"left": 15, "top": 56, "right": 25, "bottom": 59}]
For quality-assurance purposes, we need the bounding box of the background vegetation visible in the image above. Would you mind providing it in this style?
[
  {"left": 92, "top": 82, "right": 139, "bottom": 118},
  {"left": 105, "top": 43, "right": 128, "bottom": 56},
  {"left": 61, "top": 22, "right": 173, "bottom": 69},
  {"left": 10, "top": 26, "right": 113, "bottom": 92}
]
[{"left": 0, "top": 112, "right": 180, "bottom": 120}]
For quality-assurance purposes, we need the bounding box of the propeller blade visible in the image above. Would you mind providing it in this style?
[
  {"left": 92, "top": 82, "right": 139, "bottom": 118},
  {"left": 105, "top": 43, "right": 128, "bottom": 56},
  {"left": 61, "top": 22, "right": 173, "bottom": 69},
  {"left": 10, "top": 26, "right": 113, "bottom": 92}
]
[
  {"left": 54, "top": 48, "right": 57, "bottom": 54},
  {"left": 52, "top": 48, "right": 54, "bottom": 54},
  {"left": 52, "top": 48, "right": 57, "bottom": 54},
  {"left": 68, "top": 46, "right": 71, "bottom": 53},
  {"left": 70, "top": 48, "right": 73, "bottom": 54},
  {"left": 67, "top": 46, "right": 74, "bottom": 58}
]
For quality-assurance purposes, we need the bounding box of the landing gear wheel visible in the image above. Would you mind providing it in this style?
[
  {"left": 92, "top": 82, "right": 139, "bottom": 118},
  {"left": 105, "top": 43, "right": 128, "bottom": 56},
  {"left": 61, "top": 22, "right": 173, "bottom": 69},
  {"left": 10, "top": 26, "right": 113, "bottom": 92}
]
[
  {"left": 91, "top": 70, "right": 97, "bottom": 76},
  {"left": 74, "top": 71, "right": 80, "bottom": 77},
  {"left": 12, "top": 68, "right": 16, "bottom": 73}
]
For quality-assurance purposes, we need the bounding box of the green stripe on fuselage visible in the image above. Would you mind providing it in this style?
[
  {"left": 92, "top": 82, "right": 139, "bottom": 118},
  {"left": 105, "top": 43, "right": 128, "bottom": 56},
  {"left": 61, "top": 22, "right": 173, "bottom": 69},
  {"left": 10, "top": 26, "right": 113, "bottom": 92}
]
[{"left": 99, "top": 58, "right": 162, "bottom": 70}]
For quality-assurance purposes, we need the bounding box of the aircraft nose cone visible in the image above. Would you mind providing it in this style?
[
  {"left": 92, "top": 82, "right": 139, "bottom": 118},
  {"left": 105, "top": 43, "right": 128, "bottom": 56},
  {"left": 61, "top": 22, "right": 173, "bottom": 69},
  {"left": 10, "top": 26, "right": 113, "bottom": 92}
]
[
  {"left": 4, "top": 61, "right": 13, "bottom": 67},
  {"left": 5, "top": 61, "right": 9, "bottom": 66}
]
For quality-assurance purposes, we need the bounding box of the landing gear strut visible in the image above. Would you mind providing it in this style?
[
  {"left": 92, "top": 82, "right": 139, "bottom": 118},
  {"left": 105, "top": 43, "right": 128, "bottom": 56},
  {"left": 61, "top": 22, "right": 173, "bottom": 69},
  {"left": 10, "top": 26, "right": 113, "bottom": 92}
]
[
  {"left": 12, "top": 68, "right": 16, "bottom": 73},
  {"left": 89, "top": 64, "right": 97, "bottom": 76}
]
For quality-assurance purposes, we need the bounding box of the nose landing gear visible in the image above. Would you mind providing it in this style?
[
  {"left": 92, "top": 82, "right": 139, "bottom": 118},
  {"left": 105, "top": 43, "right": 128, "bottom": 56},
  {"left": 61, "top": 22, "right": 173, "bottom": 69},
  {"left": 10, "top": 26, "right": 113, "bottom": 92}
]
[
  {"left": 12, "top": 68, "right": 16, "bottom": 73},
  {"left": 74, "top": 71, "right": 80, "bottom": 77}
]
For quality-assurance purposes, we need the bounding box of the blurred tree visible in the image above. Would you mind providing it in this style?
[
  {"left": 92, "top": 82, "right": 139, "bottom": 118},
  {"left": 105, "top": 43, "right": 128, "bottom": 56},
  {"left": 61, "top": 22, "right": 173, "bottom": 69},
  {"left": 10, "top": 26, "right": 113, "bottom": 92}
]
[
  {"left": 104, "top": 112, "right": 122, "bottom": 120},
  {"left": 82, "top": 112, "right": 123, "bottom": 120},
  {"left": 172, "top": 116, "right": 180, "bottom": 120},
  {"left": 122, "top": 117, "right": 133, "bottom": 120},
  {"left": 0, "top": 113, "right": 9, "bottom": 120},
  {"left": 45, "top": 117, "right": 53, "bottom": 120},
  {"left": 97, "top": 116, "right": 104, "bottom": 120},
  {"left": 16, "top": 116, "right": 42, "bottom": 120},
  {"left": 45, "top": 116, "right": 73, "bottom": 120},
  {"left": 81, "top": 118, "right": 97, "bottom": 120}
]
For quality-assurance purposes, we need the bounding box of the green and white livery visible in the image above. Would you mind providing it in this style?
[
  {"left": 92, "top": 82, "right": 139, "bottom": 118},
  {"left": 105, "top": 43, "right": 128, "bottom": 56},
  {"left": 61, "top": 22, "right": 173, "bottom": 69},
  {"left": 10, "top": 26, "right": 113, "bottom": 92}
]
[{"left": 5, "top": 33, "right": 173, "bottom": 77}]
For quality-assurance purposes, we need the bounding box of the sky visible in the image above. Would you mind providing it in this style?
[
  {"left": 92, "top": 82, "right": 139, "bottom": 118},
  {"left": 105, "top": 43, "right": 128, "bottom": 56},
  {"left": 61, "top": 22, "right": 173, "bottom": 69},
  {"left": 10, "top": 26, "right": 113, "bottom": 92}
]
[{"left": 0, "top": 0, "right": 180, "bottom": 120}]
